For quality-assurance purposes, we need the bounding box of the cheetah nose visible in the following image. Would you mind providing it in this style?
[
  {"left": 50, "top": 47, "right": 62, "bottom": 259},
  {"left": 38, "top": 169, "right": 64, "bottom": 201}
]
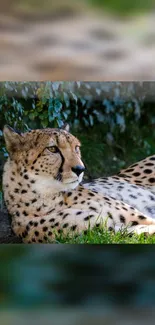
[{"left": 72, "top": 165, "right": 85, "bottom": 177}]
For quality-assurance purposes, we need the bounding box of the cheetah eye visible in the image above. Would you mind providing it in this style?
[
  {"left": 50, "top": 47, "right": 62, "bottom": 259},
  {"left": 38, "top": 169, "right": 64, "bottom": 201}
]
[{"left": 47, "top": 146, "right": 59, "bottom": 153}]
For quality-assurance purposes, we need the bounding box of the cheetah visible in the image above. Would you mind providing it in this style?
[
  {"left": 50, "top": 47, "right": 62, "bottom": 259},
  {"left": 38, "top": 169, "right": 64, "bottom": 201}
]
[{"left": 3, "top": 125, "right": 155, "bottom": 244}]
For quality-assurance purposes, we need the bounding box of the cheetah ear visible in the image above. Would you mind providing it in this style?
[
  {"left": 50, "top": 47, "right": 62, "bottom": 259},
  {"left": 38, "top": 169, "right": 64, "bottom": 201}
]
[
  {"left": 3, "top": 125, "right": 24, "bottom": 154},
  {"left": 61, "top": 123, "right": 70, "bottom": 132}
]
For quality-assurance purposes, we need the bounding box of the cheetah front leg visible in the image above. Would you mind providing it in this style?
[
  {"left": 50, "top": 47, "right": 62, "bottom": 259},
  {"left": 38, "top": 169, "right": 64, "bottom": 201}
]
[{"left": 121, "top": 224, "right": 155, "bottom": 236}]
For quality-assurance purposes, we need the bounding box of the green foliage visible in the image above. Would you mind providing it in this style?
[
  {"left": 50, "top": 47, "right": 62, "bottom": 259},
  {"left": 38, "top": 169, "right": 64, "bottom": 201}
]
[
  {"left": 88, "top": 0, "right": 154, "bottom": 15},
  {"left": 0, "top": 81, "right": 155, "bottom": 173}
]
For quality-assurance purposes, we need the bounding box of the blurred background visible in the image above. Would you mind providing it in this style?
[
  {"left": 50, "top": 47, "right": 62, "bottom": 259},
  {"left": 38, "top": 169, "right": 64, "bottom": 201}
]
[
  {"left": 0, "top": 83, "right": 155, "bottom": 315},
  {"left": 0, "top": 0, "right": 155, "bottom": 80}
]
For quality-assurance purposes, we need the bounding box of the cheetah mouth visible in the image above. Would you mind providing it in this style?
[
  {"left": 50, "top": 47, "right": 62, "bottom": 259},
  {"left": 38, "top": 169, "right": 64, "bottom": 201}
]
[{"left": 64, "top": 180, "right": 79, "bottom": 185}]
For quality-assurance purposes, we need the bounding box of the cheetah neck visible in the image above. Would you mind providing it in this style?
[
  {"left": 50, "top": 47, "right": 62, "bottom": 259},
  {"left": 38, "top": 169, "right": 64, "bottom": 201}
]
[{"left": 3, "top": 159, "right": 68, "bottom": 218}]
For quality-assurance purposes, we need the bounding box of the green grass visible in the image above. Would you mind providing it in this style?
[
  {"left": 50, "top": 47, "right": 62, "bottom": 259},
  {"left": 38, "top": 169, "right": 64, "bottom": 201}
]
[{"left": 49, "top": 226, "right": 155, "bottom": 244}]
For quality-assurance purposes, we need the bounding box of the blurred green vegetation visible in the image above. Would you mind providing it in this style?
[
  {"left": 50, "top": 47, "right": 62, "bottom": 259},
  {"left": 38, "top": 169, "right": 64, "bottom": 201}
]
[
  {"left": 88, "top": 0, "right": 155, "bottom": 15},
  {"left": 0, "top": 0, "right": 154, "bottom": 16}
]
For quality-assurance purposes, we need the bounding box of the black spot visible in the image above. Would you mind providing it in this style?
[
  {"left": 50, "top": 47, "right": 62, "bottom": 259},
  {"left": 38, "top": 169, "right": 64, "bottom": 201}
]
[
  {"left": 107, "top": 212, "right": 113, "bottom": 219},
  {"left": 67, "top": 192, "right": 72, "bottom": 197},
  {"left": 145, "top": 162, "right": 154, "bottom": 166},
  {"left": 129, "top": 194, "right": 137, "bottom": 199},
  {"left": 9, "top": 194, "right": 15, "bottom": 200},
  {"left": 39, "top": 239, "right": 43, "bottom": 243},
  {"left": 63, "top": 223, "right": 69, "bottom": 228},
  {"left": 21, "top": 190, "right": 27, "bottom": 194},
  {"left": 25, "top": 159, "right": 28, "bottom": 164},
  {"left": 23, "top": 211, "right": 28, "bottom": 216},
  {"left": 14, "top": 188, "right": 19, "bottom": 193},
  {"left": 149, "top": 178, "right": 155, "bottom": 183},
  {"left": 40, "top": 219, "right": 45, "bottom": 224},
  {"left": 76, "top": 211, "right": 82, "bottom": 215},
  {"left": 33, "top": 159, "right": 37, "bottom": 165},
  {"left": 84, "top": 215, "right": 94, "bottom": 221},
  {"left": 24, "top": 175, "right": 29, "bottom": 180},
  {"left": 29, "top": 221, "right": 33, "bottom": 226},
  {"left": 133, "top": 172, "right": 141, "bottom": 177},
  {"left": 59, "top": 201, "right": 64, "bottom": 206},
  {"left": 37, "top": 206, "right": 42, "bottom": 212},
  {"left": 43, "top": 227, "right": 48, "bottom": 232},
  {"left": 54, "top": 222, "right": 59, "bottom": 227},
  {"left": 49, "top": 218, "right": 55, "bottom": 222},
  {"left": 48, "top": 231, "right": 52, "bottom": 236},
  {"left": 149, "top": 195, "right": 155, "bottom": 201},
  {"left": 35, "top": 231, "right": 39, "bottom": 237},
  {"left": 25, "top": 202, "right": 30, "bottom": 207},
  {"left": 89, "top": 192, "right": 95, "bottom": 197},
  {"left": 89, "top": 207, "right": 97, "bottom": 212},
  {"left": 120, "top": 215, "right": 125, "bottom": 223},
  {"left": 62, "top": 213, "right": 69, "bottom": 220},
  {"left": 131, "top": 185, "right": 138, "bottom": 189},
  {"left": 117, "top": 186, "right": 124, "bottom": 190},
  {"left": 131, "top": 221, "right": 139, "bottom": 226},
  {"left": 11, "top": 177, "right": 15, "bottom": 181},
  {"left": 71, "top": 225, "right": 77, "bottom": 231},
  {"left": 16, "top": 211, "right": 20, "bottom": 217},
  {"left": 149, "top": 157, "right": 155, "bottom": 161},
  {"left": 31, "top": 180, "right": 36, "bottom": 184},
  {"left": 31, "top": 166, "right": 34, "bottom": 170},
  {"left": 32, "top": 199, "right": 37, "bottom": 203},
  {"left": 104, "top": 197, "right": 110, "bottom": 201},
  {"left": 126, "top": 168, "right": 134, "bottom": 173},
  {"left": 47, "top": 208, "right": 55, "bottom": 214},
  {"left": 144, "top": 169, "right": 152, "bottom": 174},
  {"left": 81, "top": 201, "right": 86, "bottom": 204},
  {"left": 74, "top": 196, "right": 78, "bottom": 200},
  {"left": 138, "top": 215, "right": 146, "bottom": 220},
  {"left": 22, "top": 231, "right": 28, "bottom": 238},
  {"left": 96, "top": 223, "right": 100, "bottom": 228}
]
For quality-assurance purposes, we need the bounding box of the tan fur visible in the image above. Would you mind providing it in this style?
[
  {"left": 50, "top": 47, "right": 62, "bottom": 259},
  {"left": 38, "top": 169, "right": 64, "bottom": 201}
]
[{"left": 3, "top": 126, "right": 155, "bottom": 243}]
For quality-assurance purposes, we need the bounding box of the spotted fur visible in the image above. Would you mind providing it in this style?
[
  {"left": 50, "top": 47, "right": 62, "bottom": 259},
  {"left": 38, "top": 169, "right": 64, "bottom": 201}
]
[
  {"left": 3, "top": 125, "right": 155, "bottom": 243},
  {"left": 117, "top": 156, "right": 155, "bottom": 192}
]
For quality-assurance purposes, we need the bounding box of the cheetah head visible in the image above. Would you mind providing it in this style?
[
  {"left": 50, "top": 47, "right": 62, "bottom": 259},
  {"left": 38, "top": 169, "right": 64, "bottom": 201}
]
[{"left": 3, "top": 125, "right": 85, "bottom": 193}]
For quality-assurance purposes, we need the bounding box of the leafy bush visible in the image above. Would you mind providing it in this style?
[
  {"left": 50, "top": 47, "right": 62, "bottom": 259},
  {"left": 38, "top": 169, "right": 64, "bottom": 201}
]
[{"left": 0, "top": 81, "right": 155, "bottom": 163}]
